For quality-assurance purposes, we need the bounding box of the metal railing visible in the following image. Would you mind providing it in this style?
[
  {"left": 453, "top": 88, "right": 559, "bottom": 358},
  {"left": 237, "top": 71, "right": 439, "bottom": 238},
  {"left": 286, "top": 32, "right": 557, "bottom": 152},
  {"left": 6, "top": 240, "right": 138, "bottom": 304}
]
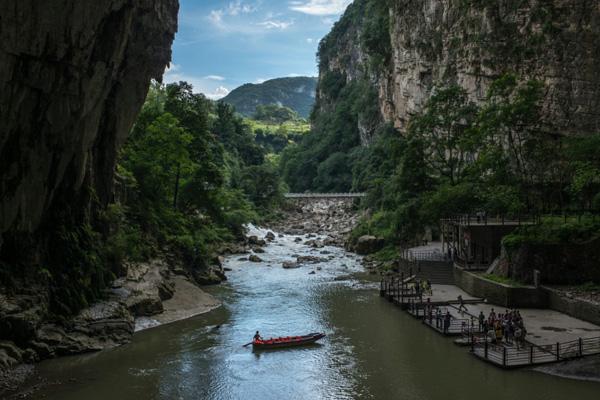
[
  {"left": 471, "top": 335, "right": 600, "bottom": 368},
  {"left": 441, "top": 214, "right": 539, "bottom": 227},
  {"left": 284, "top": 192, "right": 366, "bottom": 199},
  {"left": 401, "top": 249, "right": 451, "bottom": 262}
]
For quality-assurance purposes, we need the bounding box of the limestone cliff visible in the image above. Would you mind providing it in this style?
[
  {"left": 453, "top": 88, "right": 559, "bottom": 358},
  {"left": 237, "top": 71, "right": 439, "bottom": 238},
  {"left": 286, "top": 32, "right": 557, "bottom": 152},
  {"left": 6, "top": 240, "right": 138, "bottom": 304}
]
[
  {"left": 317, "top": 0, "right": 600, "bottom": 142},
  {"left": 0, "top": 0, "right": 178, "bottom": 368},
  {"left": 0, "top": 0, "right": 178, "bottom": 249}
]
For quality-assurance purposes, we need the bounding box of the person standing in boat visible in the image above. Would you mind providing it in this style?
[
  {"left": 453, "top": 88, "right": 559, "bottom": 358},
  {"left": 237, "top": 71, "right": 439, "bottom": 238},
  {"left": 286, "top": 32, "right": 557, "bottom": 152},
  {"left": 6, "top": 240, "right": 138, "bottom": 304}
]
[{"left": 253, "top": 331, "right": 262, "bottom": 341}]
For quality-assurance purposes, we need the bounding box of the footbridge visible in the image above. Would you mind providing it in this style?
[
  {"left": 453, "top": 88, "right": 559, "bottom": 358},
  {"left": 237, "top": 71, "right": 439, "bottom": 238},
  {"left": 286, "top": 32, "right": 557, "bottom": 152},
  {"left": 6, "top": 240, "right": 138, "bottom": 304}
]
[{"left": 284, "top": 193, "right": 366, "bottom": 199}]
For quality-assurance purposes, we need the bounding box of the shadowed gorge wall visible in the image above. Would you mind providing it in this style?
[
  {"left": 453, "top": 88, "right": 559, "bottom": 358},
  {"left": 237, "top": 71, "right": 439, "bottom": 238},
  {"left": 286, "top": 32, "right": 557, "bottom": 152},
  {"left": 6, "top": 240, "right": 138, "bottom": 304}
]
[{"left": 0, "top": 0, "right": 178, "bottom": 253}]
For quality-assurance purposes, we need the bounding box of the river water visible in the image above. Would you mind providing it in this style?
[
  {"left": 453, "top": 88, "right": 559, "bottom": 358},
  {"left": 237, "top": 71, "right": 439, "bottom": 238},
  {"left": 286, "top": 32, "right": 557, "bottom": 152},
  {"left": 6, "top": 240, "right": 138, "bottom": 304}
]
[{"left": 24, "top": 227, "right": 600, "bottom": 399}]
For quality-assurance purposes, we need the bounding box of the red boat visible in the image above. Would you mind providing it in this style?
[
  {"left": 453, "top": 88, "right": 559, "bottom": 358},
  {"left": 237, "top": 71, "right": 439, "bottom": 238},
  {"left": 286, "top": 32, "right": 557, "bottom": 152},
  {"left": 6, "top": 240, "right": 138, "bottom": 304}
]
[{"left": 252, "top": 332, "right": 326, "bottom": 349}]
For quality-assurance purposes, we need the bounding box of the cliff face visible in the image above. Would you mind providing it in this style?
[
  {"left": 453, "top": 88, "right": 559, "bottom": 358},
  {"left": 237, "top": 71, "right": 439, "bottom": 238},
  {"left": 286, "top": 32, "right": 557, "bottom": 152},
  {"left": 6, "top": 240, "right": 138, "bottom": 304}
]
[
  {"left": 0, "top": 0, "right": 178, "bottom": 366},
  {"left": 317, "top": 0, "right": 600, "bottom": 141},
  {"left": 0, "top": 0, "right": 178, "bottom": 250}
]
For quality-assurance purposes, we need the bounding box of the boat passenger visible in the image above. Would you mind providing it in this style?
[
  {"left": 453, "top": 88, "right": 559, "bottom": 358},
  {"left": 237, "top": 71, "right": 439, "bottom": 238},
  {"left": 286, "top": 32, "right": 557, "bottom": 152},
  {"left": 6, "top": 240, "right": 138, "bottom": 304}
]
[{"left": 254, "top": 331, "right": 262, "bottom": 341}]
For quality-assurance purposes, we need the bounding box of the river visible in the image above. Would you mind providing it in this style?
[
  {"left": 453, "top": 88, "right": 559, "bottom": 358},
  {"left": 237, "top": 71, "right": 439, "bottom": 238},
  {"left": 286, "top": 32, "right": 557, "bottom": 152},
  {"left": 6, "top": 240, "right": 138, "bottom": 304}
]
[{"left": 22, "top": 226, "right": 600, "bottom": 399}]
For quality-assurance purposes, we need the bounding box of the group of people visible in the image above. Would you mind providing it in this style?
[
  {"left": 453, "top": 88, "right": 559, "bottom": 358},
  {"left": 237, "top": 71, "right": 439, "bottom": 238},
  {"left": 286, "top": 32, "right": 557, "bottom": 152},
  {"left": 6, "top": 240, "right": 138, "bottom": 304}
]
[{"left": 478, "top": 308, "right": 527, "bottom": 348}]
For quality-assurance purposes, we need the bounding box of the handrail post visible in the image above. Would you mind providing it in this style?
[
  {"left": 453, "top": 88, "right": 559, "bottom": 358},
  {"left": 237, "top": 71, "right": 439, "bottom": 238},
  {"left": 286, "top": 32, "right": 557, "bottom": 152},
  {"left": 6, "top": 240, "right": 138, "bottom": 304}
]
[
  {"left": 484, "top": 339, "right": 488, "bottom": 359},
  {"left": 530, "top": 346, "right": 534, "bottom": 364},
  {"left": 503, "top": 347, "right": 507, "bottom": 367},
  {"left": 556, "top": 342, "right": 560, "bottom": 361},
  {"left": 579, "top": 338, "right": 583, "bottom": 357}
]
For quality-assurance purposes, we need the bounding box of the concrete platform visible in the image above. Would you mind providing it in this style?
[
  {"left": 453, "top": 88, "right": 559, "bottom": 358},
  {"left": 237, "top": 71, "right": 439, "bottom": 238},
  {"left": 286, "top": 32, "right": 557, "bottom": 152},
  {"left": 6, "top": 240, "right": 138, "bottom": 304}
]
[
  {"left": 455, "top": 303, "right": 600, "bottom": 346},
  {"left": 426, "top": 284, "right": 481, "bottom": 304}
]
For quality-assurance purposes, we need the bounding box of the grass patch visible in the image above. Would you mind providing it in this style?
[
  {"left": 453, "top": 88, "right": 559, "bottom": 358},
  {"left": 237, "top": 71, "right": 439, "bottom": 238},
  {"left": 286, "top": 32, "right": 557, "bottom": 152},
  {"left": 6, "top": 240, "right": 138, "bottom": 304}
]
[{"left": 370, "top": 245, "right": 400, "bottom": 262}]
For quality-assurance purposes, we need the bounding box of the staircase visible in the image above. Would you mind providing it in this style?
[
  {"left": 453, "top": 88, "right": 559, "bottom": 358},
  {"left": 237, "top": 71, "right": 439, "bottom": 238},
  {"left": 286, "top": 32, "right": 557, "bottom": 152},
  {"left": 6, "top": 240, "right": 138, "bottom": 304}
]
[
  {"left": 398, "top": 259, "right": 455, "bottom": 285},
  {"left": 414, "top": 261, "right": 455, "bottom": 284}
]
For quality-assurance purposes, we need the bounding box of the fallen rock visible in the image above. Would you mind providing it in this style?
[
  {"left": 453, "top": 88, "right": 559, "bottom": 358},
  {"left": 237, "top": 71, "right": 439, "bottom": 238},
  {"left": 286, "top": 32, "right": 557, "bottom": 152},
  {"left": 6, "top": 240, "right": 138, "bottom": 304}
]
[
  {"left": 304, "top": 239, "right": 324, "bottom": 248},
  {"left": 296, "top": 255, "right": 328, "bottom": 264},
  {"left": 355, "top": 235, "right": 385, "bottom": 255},
  {"left": 248, "top": 236, "right": 266, "bottom": 246},
  {"left": 282, "top": 261, "right": 300, "bottom": 269},
  {"left": 249, "top": 255, "right": 263, "bottom": 263},
  {"left": 265, "top": 231, "right": 276, "bottom": 241},
  {"left": 252, "top": 247, "right": 265, "bottom": 254}
]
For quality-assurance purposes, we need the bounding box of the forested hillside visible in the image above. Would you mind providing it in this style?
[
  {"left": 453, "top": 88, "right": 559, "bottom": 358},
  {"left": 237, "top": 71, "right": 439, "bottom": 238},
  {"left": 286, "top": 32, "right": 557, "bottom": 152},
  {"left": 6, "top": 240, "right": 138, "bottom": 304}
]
[{"left": 222, "top": 76, "right": 317, "bottom": 118}]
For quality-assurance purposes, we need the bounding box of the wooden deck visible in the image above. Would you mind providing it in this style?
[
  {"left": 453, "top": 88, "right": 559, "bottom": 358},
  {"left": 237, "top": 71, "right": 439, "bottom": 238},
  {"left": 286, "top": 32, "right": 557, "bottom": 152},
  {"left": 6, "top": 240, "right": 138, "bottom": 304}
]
[{"left": 380, "top": 276, "right": 600, "bottom": 369}]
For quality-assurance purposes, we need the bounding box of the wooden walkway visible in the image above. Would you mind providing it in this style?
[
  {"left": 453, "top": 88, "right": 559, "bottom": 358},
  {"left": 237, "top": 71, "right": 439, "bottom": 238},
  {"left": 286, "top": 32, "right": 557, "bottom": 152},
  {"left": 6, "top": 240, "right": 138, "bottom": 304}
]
[{"left": 380, "top": 276, "right": 600, "bottom": 369}]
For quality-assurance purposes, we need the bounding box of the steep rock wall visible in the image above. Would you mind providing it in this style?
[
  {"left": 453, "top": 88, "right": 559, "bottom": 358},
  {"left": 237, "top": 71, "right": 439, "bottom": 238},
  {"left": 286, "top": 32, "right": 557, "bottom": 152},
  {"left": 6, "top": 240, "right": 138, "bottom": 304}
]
[
  {"left": 317, "top": 0, "right": 600, "bottom": 139},
  {"left": 0, "top": 0, "right": 178, "bottom": 249}
]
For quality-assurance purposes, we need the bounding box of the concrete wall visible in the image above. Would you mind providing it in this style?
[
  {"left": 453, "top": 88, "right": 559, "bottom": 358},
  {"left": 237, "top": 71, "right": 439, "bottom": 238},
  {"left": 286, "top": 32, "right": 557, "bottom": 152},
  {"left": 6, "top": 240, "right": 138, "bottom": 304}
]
[
  {"left": 454, "top": 266, "right": 548, "bottom": 308},
  {"left": 543, "top": 286, "right": 600, "bottom": 326}
]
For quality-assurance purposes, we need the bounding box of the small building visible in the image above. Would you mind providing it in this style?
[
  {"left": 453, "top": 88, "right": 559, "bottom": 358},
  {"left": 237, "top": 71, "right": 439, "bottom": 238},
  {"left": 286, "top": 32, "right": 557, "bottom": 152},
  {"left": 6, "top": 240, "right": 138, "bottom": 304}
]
[{"left": 441, "top": 215, "right": 536, "bottom": 270}]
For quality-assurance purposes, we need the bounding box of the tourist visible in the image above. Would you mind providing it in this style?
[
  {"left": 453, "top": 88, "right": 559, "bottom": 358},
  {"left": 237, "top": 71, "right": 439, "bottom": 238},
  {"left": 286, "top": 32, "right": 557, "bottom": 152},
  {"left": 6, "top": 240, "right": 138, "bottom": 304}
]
[
  {"left": 426, "top": 298, "right": 433, "bottom": 322},
  {"left": 504, "top": 320, "right": 512, "bottom": 344},
  {"left": 489, "top": 308, "right": 496, "bottom": 324},
  {"left": 495, "top": 321, "right": 503, "bottom": 343},
  {"left": 514, "top": 326, "right": 522, "bottom": 350},
  {"left": 478, "top": 311, "right": 485, "bottom": 332},
  {"left": 425, "top": 279, "right": 433, "bottom": 295},
  {"left": 443, "top": 311, "right": 452, "bottom": 334},
  {"left": 457, "top": 295, "right": 467, "bottom": 315}
]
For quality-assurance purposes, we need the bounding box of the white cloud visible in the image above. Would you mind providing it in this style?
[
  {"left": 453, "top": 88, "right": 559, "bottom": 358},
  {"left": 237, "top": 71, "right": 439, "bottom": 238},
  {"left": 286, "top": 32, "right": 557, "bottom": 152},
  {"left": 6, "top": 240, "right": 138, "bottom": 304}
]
[
  {"left": 289, "top": 0, "right": 352, "bottom": 16},
  {"left": 257, "top": 19, "right": 294, "bottom": 30},
  {"left": 254, "top": 78, "right": 268, "bottom": 84},
  {"left": 306, "top": 38, "right": 314, "bottom": 43},
  {"left": 204, "top": 75, "right": 226, "bottom": 81},
  {"left": 208, "top": 86, "right": 231, "bottom": 100},
  {"left": 209, "top": 9, "right": 224, "bottom": 26},
  {"left": 228, "top": 0, "right": 257, "bottom": 15}
]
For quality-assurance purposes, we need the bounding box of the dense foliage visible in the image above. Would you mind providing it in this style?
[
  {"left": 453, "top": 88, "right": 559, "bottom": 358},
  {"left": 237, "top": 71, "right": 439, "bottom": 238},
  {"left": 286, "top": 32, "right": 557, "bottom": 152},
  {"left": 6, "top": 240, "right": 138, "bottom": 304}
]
[
  {"left": 108, "top": 81, "right": 284, "bottom": 275},
  {"left": 254, "top": 104, "right": 301, "bottom": 124}
]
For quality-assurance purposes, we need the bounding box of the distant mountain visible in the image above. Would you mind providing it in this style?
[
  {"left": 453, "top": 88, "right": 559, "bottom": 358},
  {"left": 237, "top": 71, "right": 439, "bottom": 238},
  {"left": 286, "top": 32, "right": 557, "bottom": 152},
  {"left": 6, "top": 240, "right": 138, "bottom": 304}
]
[{"left": 222, "top": 76, "right": 317, "bottom": 119}]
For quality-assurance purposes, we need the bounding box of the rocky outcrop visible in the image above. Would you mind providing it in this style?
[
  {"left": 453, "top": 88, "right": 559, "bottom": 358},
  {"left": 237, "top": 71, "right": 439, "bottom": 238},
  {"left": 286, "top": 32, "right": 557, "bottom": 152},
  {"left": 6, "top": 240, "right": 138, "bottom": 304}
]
[
  {"left": 352, "top": 235, "right": 385, "bottom": 255},
  {"left": 317, "top": 0, "right": 600, "bottom": 140}
]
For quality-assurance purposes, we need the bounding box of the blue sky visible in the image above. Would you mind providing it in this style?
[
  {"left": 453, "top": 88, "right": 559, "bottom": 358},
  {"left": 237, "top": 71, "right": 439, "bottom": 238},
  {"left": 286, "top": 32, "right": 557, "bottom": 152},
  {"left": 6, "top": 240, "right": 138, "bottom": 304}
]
[{"left": 164, "top": 0, "right": 352, "bottom": 99}]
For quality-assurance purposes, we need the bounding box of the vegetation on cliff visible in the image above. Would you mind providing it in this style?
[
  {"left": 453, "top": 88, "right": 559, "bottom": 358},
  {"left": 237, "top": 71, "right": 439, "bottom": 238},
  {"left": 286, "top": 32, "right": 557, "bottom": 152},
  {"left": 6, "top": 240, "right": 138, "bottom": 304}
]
[{"left": 351, "top": 75, "right": 600, "bottom": 249}]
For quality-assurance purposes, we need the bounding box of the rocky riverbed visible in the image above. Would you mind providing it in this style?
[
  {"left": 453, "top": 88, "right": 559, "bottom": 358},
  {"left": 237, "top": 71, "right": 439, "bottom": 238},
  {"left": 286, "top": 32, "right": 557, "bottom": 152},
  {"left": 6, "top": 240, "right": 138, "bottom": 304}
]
[{"left": 268, "top": 198, "right": 361, "bottom": 247}]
